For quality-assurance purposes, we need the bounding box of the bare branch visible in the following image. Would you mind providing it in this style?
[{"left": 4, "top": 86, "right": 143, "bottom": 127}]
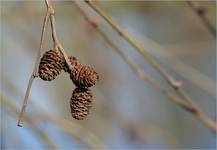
[
  {"left": 74, "top": 1, "right": 217, "bottom": 133},
  {"left": 17, "top": 9, "right": 50, "bottom": 127},
  {"left": 18, "top": 0, "right": 74, "bottom": 127},
  {"left": 45, "top": 0, "right": 75, "bottom": 76},
  {"left": 83, "top": 1, "right": 200, "bottom": 106}
]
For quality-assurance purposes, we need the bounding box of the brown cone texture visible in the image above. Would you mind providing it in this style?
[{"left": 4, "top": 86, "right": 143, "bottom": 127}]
[
  {"left": 72, "top": 65, "right": 99, "bottom": 88},
  {"left": 63, "top": 56, "right": 80, "bottom": 73},
  {"left": 39, "top": 49, "right": 63, "bottom": 81},
  {"left": 65, "top": 56, "right": 99, "bottom": 88},
  {"left": 70, "top": 88, "right": 93, "bottom": 120}
]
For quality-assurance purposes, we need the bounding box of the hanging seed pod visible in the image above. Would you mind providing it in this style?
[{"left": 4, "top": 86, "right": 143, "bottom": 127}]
[
  {"left": 38, "top": 49, "right": 63, "bottom": 81},
  {"left": 70, "top": 65, "right": 99, "bottom": 88},
  {"left": 64, "top": 56, "right": 99, "bottom": 88},
  {"left": 70, "top": 87, "right": 93, "bottom": 120}
]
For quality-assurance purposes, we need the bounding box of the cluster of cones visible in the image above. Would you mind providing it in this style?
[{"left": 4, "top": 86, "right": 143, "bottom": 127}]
[{"left": 38, "top": 49, "right": 99, "bottom": 120}]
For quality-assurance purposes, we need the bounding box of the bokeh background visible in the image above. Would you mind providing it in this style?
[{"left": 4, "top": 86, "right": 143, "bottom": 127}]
[{"left": 1, "top": 0, "right": 216, "bottom": 149}]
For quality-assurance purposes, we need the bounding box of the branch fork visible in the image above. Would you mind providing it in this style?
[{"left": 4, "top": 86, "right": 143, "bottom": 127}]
[
  {"left": 75, "top": 0, "right": 216, "bottom": 133},
  {"left": 17, "top": 0, "right": 217, "bottom": 134},
  {"left": 18, "top": 0, "right": 72, "bottom": 127}
]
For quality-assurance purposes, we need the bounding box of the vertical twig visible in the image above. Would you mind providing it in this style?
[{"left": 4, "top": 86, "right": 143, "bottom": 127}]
[
  {"left": 74, "top": 1, "right": 217, "bottom": 133},
  {"left": 17, "top": 9, "right": 50, "bottom": 127},
  {"left": 18, "top": 0, "right": 74, "bottom": 127},
  {"left": 45, "top": 0, "right": 74, "bottom": 74}
]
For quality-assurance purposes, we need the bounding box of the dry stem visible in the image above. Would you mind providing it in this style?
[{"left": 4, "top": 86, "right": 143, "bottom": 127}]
[
  {"left": 75, "top": 1, "right": 217, "bottom": 133},
  {"left": 17, "top": 9, "right": 50, "bottom": 127},
  {"left": 45, "top": 0, "right": 74, "bottom": 74},
  {"left": 84, "top": 1, "right": 193, "bottom": 100},
  {"left": 18, "top": 0, "right": 73, "bottom": 127}
]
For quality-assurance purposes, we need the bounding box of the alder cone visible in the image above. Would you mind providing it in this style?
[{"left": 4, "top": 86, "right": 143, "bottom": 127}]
[
  {"left": 64, "top": 56, "right": 99, "bottom": 88},
  {"left": 38, "top": 49, "right": 63, "bottom": 81},
  {"left": 70, "top": 87, "right": 93, "bottom": 120},
  {"left": 71, "top": 65, "right": 99, "bottom": 88}
]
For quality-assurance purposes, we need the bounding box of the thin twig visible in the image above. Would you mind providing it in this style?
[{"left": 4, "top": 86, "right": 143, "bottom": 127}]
[
  {"left": 74, "top": 1, "right": 217, "bottom": 133},
  {"left": 187, "top": 0, "right": 216, "bottom": 37},
  {"left": 18, "top": 0, "right": 74, "bottom": 127},
  {"left": 97, "top": 28, "right": 196, "bottom": 112},
  {"left": 17, "top": 9, "right": 50, "bottom": 127},
  {"left": 45, "top": 0, "right": 74, "bottom": 74},
  {"left": 83, "top": 0, "right": 200, "bottom": 104},
  {"left": 84, "top": 1, "right": 176, "bottom": 86},
  {"left": 73, "top": 1, "right": 189, "bottom": 106}
]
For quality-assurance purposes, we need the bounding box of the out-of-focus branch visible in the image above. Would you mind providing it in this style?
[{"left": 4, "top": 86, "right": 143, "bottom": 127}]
[
  {"left": 3, "top": 95, "right": 106, "bottom": 149},
  {"left": 74, "top": 1, "right": 217, "bottom": 133},
  {"left": 187, "top": 0, "right": 216, "bottom": 37},
  {"left": 37, "top": 114, "right": 107, "bottom": 149},
  {"left": 17, "top": 9, "right": 50, "bottom": 127},
  {"left": 84, "top": 1, "right": 207, "bottom": 111},
  {"left": 84, "top": 1, "right": 179, "bottom": 88},
  {"left": 3, "top": 95, "right": 58, "bottom": 149}
]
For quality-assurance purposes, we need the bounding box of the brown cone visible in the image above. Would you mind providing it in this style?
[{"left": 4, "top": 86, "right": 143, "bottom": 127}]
[
  {"left": 64, "top": 56, "right": 99, "bottom": 88},
  {"left": 38, "top": 49, "right": 63, "bottom": 81},
  {"left": 70, "top": 87, "right": 93, "bottom": 120},
  {"left": 71, "top": 65, "right": 99, "bottom": 88},
  {"left": 63, "top": 56, "right": 80, "bottom": 73}
]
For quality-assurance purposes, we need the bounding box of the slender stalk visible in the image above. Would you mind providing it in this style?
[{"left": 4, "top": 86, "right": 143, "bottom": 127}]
[
  {"left": 84, "top": 2, "right": 216, "bottom": 113},
  {"left": 17, "top": 10, "right": 50, "bottom": 127},
  {"left": 45, "top": 0, "right": 74, "bottom": 73},
  {"left": 74, "top": 1, "right": 217, "bottom": 133},
  {"left": 84, "top": 0, "right": 200, "bottom": 104},
  {"left": 84, "top": 1, "right": 175, "bottom": 84},
  {"left": 18, "top": 0, "right": 74, "bottom": 127}
]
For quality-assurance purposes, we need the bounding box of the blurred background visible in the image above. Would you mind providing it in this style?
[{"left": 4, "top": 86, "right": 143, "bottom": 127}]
[{"left": 1, "top": 0, "right": 216, "bottom": 149}]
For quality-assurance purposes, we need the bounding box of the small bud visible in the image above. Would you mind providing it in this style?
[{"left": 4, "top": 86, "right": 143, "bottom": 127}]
[
  {"left": 89, "top": 19, "right": 101, "bottom": 28},
  {"left": 181, "top": 104, "right": 197, "bottom": 113},
  {"left": 173, "top": 81, "right": 183, "bottom": 89}
]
